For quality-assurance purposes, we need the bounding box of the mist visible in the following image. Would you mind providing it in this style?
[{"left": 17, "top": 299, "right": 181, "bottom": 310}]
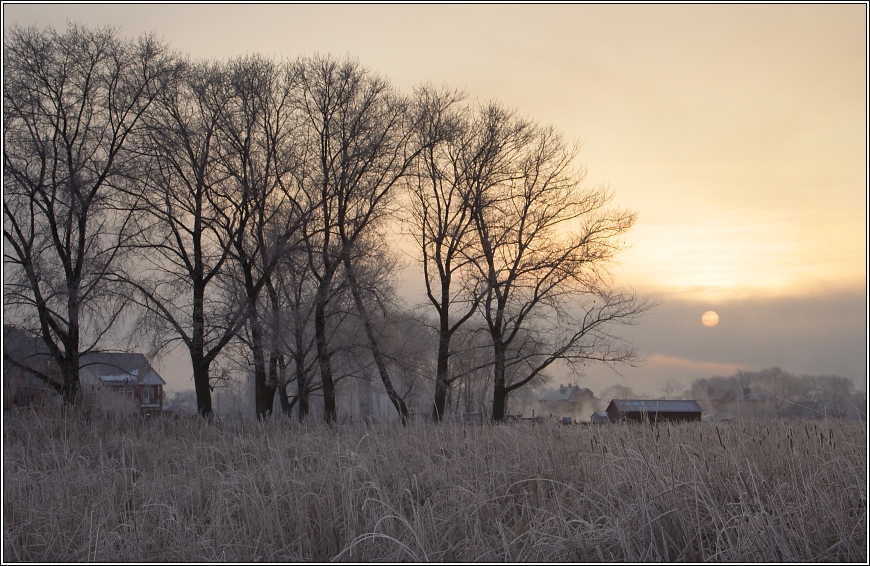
[{"left": 558, "top": 288, "right": 867, "bottom": 398}]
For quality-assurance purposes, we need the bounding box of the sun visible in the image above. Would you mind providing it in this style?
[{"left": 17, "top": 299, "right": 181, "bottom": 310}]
[{"left": 701, "top": 311, "right": 719, "bottom": 327}]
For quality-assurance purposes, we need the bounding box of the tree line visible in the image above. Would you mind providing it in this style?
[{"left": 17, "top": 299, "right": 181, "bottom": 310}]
[
  {"left": 687, "top": 368, "right": 865, "bottom": 420},
  {"left": 4, "top": 24, "right": 651, "bottom": 422}
]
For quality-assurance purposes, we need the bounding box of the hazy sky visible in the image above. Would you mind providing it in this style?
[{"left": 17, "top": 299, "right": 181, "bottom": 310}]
[{"left": 4, "top": 4, "right": 866, "bottom": 396}]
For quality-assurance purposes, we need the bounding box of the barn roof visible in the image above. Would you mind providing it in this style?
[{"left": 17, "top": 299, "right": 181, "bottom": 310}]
[{"left": 608, "top": 399, "right": 703, "bottom": 413}]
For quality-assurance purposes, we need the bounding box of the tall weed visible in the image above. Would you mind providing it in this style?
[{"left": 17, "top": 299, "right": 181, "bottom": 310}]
[{"left": 3, "top": 412, "right": 865, "bottom": 561}]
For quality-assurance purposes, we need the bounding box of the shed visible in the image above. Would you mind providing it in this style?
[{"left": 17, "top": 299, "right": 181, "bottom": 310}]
[
  {"left": 591, "top": 411, "right": 609, "bottom": 424},
  {"left": 606, "top": 399, "right": 703, "bottom": 423}
]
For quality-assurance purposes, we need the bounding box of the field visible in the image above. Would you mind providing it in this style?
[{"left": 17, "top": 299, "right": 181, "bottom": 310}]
[{"left": 3, "top": 412, "right": 866, "bottom": 562}]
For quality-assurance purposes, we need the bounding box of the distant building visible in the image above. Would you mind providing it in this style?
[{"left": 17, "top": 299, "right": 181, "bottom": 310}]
[
  {"left": 591, "top": 411, "right": 609, "bottom": 424},
  {"left": 80, "top": 352, "right": 166, "bottom": 416},
  {"left": 606, "top": 399, "right": 703, "bottom": 423},
  {"left": 539, "top": 384, "right": 599, "bottom": 421},
  {"left": 3, "top": 325, "right": 62, "bottom": 409},
  {"left": 4, "top": 326, "right": 167, "bottom": 415}
]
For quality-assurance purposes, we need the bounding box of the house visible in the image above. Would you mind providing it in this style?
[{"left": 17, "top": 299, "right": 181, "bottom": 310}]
[
  {"left": 591, "top": 411, "right": 609, "bottom": 424},
  {"left": 3, "top": 326, "right": 166, "bottom": 415},
  {"left": 3, "top": 325, "right": 63, "bottom": 409},
  {"left": 538, "top": 384, "right": 599, "bottom": 421},
  {"left": 80, "top": 352, "right": 166, "bottom": 416},
  {"left": 605, "top": 399, "right": 703, "bottom": 424}
]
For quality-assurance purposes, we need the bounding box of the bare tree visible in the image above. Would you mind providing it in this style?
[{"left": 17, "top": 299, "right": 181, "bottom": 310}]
[
  {"left": 806, "top": 375, "right": 858, "bottom": 418},
  {"left": 600, "top": 383, "right": 638, "bottom": 401},
  {"left": 214, "top": 55, "right": 304, "bottom": 419},
  {"left": 407, "top": 86, "right": 495, "bottom": 421},
  {"left": 292, "top": 54, "right": 420, "bottom": 424},
  {"left": 661, "top": 379, "right": 684, "bottom": 398},
  {"left": 756, "top": 366, "right": 801, "bottom": 416},
  {"left": 689, "top": 369, "right": 863, "bottom": 420},
  {"left": 124, "top": 59, "right": 247, "bottom": 418},
  {"left": 466, "top": 103, "right": 652, "bottom": 421},
  {"left": 449, "top": 323, "right": 497, "bottom": 417},
  {"left": 270, "top": 248, "right": 320, "bottom": 419},
  {"left": 3, "top": 24, "right": 175, "bottom": 404}
]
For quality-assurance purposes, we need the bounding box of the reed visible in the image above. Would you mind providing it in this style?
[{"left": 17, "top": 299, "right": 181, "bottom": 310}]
[{"left": 3, "top": 411, "right": 866, "bottom": 562}]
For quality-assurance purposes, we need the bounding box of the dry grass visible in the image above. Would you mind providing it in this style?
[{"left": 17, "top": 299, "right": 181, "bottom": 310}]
[{"left": 3, "top": 412, "right": 866, "bottom": 562}]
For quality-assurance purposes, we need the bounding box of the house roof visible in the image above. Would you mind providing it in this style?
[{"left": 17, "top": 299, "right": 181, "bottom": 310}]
[
  {"left": 608, "top": 399, "right": 703, "bottom": 414},
  {"left": 80, "top": 352, "right": 165, "bottom": 386},
  {"left": 4, "top": 325, "right": 52, "bottom": 362},
  {"left": 3, "top": 327, "right": 166, "bottom": 388},
  {"left": 539, "top": 385, "right": 594, "bottom": 402}
]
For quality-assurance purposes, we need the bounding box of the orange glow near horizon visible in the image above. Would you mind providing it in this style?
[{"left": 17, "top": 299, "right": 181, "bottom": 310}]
[{"left": 611, "top": 197, "right": 866, "bottom": 302}]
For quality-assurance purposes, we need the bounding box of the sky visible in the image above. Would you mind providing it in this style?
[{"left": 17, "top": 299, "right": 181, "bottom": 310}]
[{"left": 3, "top": 3, "right": 867, "bottom": 397}]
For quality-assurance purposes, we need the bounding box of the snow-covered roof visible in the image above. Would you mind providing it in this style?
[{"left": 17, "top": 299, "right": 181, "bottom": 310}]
[
  {"left": 139, "top": 369, "right": 165, "bottom": 386},
  {"left": 101, "top": 370, "right": 139, "bottom": 383},
  {"left": 80, "top": 352, "right": 165, "bottom": 386},
  {"left": 3, "top": 325, "right": 53, "bottom": 364}
]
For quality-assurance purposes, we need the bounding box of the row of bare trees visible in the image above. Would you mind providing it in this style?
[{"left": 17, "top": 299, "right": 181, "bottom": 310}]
[
  {"left": 688, "top": 368, "right": 865, "bottom": 419},
  {"left": 4, "top": 24, "right": 651, "bottom": 422}
]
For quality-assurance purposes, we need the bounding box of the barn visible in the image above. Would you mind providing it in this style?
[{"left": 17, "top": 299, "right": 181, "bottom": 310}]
[{"left": 605, "top": 399, "right": 703, "bottom": 423}]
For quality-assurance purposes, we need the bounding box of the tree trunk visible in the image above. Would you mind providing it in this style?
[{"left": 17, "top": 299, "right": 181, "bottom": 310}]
[
  {"left": 277, "top": 385, "right": 291, "bottom": 416},
  {"left": 344, "top": 258, "right": 410, "bottom": 426},
  {"left": 492, "top": 383, "right": 509, "bottom": 422},
  {"left": 276, "top": 353, "right": 299, "bottom": 418},
  {"left": 265, "top": 280, "right": 283, "bottom": 418},
  {"left": 490, "top": 339, "right": 508, "bottom": 422},
  {"left": 277, "top": 384, "right": 299, "bottom": 418},
  {"left": 59, "top": 355, "right": 81, "bottom": 406},
  {"left": 264, "top": 350, "right": 279, "bottom": 416},
  {"left": 191, "top": 277, "right": 212, "bottom": 418},
  {"left": 431, "top": 323, "right": 451, "bottom": 421},
  {"left": 191, "top": 352, "right": 213, "bottom": 418},
  {"left": 294, "top": 346, "right": 310, "bottom": 421},
  {"left": 61, "top": 280, "right": 83, "bottom": 406},
  {"left": 314, "top": 290, "right": 336, "bottom": 424},
  {"left": 248, "top": 301, "right": 274, "bottom": 420},
  {"left": 250, "top": 327, "right": 270, "bottom": 419}
]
